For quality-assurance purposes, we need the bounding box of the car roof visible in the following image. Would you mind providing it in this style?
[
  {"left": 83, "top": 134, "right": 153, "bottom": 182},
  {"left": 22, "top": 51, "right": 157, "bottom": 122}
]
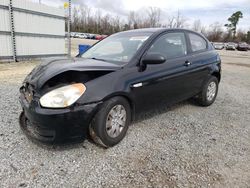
[
  {"left": 118, "top": 28, "right": 208, "bottom": 40},
  {"left": 120, "top": 28, "right": 199, "bottom": 34},
  {"left": 121, "top": 28, "right": 165, "bottom": 33}
]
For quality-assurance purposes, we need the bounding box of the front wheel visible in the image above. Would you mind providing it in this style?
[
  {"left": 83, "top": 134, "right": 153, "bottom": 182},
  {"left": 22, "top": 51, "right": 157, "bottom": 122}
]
[
  {"left": 195, "top": 76, "right": 219, "bottom": 106},
  {"left": 89, "top": 96, "right": 131, "bottom": 148}
]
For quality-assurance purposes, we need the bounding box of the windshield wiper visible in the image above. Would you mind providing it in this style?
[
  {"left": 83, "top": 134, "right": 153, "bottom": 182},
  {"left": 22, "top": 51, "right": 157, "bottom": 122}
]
[{"left": 90, "top": 57, "right": 107, "bottom": 62}]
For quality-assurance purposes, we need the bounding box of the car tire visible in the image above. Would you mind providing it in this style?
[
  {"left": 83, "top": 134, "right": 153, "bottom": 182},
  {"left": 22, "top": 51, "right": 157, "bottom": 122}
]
[
  {"left": 196, "top": 76, "right": 219, "bottom": 106},
  {"left": 89, "top": 96, "right": 131, "bottom": 148}
]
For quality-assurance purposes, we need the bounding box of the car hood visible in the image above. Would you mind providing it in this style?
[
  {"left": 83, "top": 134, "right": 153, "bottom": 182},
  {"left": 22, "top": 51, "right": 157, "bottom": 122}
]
[{"left": 24, "top": 57, "right": 122, "bottom": 89}]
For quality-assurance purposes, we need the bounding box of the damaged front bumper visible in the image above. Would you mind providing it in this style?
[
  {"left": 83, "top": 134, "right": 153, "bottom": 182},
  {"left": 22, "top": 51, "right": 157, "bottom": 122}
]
[{"left": 19, "top": 93, "right": 101, "bottom": 144}]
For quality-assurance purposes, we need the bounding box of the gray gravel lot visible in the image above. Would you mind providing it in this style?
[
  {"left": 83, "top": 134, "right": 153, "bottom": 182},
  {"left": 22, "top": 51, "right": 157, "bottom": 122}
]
[{"left": 0, "top": 50, "right": 250, "bottom": 187}]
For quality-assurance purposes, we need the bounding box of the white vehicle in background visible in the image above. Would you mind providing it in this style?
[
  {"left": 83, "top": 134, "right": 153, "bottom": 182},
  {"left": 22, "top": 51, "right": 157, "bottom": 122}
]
[
  {"left": 74, "top": 32, "right": 87, "bottom": 39},
  {"left": 70, "top": 32, "right": 77, "bottom": 38},
  {"left": 213, "top": 42, "right": 225, "bottom": 50},
  {"left": 74, "top": 33, "right": 81, "bottom": 38},
  {"left": 226, "top": 42, "right": 236, "bottom": 50},
  {"left": 71, "top": 32, "right": 103, "bottom": 40},
  {"left": 78, "top": 33, "right": 88, "bottom": 39}
]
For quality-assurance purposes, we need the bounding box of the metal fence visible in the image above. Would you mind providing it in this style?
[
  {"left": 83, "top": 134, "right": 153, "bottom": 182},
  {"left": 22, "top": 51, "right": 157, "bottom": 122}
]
[{"left": 0, "top": 0, "right": 66, "bottom": 61}]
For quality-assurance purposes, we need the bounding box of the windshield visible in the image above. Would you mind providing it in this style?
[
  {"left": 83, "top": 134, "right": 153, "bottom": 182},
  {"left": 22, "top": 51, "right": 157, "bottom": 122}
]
[{"left": 81, "top": 32, "right": 152, "bottom": 63}]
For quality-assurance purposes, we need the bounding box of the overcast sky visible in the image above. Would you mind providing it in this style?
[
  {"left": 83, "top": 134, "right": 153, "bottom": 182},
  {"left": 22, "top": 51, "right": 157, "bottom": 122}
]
[{"left": 31, "top": 0, "right": 250, "bottom": 30}]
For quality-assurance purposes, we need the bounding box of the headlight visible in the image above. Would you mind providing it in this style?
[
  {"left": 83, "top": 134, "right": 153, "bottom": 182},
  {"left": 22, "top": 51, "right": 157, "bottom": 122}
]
[{"left": 40, "top": 83, "right": 86, "bottom": 108}]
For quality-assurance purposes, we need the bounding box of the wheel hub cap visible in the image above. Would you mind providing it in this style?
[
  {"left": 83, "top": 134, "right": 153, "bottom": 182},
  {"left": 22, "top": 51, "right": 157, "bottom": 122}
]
[
  {"left": 207, "top": 81, "right": 216, "bottom": 101},
  {"left": 106, "top": 105, "right": 126, "bottom": 138}
]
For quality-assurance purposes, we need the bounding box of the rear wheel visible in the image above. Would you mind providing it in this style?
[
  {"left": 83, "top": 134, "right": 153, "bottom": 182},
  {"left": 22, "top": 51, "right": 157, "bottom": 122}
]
[
  {"left": 89, "top": 96, "right": 131, "bottom": 148},
  {"left": 195, "top": 76, "right": 218, "bottom": 106}
]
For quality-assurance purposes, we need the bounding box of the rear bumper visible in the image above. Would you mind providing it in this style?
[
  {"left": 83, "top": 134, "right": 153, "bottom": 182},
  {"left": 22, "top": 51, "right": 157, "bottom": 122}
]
[{"left": 19, "top": 94, "right": 101, "bottom": 144}]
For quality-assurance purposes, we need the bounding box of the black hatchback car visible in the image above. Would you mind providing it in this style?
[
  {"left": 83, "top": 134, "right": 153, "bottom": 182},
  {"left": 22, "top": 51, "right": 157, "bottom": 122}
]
[{"left": 19, "top": 28, "right": 221, "bottom": 147}]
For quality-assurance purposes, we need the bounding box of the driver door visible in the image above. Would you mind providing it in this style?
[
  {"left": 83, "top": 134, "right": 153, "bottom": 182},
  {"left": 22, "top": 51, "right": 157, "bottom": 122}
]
[{"left": 131, "top": 32, "right": 194, "bottom": 112}]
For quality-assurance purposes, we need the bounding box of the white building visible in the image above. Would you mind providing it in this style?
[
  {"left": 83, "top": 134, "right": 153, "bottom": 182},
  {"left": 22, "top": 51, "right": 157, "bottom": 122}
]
[{"left": 0, "top": 0, "right": 66, "bottom": 61}]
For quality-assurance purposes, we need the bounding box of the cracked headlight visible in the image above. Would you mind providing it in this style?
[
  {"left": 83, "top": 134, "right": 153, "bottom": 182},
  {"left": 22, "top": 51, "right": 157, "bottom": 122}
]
[{"left": 40, "top": 83, "right": 86, "bottom": 108}]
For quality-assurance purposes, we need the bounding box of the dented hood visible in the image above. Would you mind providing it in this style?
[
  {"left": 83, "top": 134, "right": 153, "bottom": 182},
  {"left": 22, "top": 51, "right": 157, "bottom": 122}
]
[{"left": 24, "top": 58, "right": 121, "bottom": 89}]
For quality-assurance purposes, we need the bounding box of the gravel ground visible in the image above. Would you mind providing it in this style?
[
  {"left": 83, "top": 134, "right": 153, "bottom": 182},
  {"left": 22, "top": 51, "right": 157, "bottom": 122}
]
[{"left": 0, "top": 50, "right": 250, "bottom": 187}]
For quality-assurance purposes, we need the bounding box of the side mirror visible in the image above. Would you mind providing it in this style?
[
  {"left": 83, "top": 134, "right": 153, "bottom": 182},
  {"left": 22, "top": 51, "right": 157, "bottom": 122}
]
[{"left": 142, "top": 53, "right": 166, "bottom": 65}]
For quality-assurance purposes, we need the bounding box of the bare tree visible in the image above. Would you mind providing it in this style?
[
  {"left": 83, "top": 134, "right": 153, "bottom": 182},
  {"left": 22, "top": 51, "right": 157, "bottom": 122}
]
[
  {"left": 166, "top": 16, "right": 175, "bottom": 28},
  {"left": 165, "top": 11, "right": 187, "bottom": 29},
  {"left": 128, "top": 11, "right": 143, "bottom": 29},
  {"left": 192, "top": 19, "right": 202, "bottom": 32},
  {"left": 147, "top": 7, "right": 161, "bottom": 27},
  {"left": 201, "top": 25, "right": 207, "bottom": 35},
  {"left": 206, "top": 22, "right": 223, "bottom": 42},
  {"left": 112, "top": 16, "right": 121, "bottom": 33},
  {"left": 235, "top": 29, "right": 247, "bottom": 42},
  {"left": 174, "top": 10, "right": 187, "bottom": 28},
  {"left": 95, "top": 9, "right": 102, "bottom": 33},
  {"left": 72, "top": 7, "right": 80, "bottom": 32},
  {"left": 70, "top": 4, "right": 250, "bottom": 43}
]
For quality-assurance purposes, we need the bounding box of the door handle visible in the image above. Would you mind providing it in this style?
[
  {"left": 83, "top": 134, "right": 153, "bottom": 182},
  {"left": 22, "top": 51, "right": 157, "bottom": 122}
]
[
  {"left": 132, "top": 83, "right": 143, "bottom": 88},
  {"left": 184, "top": 60, "right": 192, "bottom": 66}
]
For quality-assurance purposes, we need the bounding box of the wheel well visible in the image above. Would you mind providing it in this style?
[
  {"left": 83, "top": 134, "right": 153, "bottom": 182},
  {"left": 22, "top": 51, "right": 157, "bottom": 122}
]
[{"left": 212, "top": 72, "right": 221, "bottom": 82}]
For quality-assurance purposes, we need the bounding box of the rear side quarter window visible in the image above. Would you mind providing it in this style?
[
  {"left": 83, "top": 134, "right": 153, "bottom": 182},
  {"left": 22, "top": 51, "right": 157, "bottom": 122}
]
[{"left": 188, "top": 33, "right": 207, "bottom": 52}]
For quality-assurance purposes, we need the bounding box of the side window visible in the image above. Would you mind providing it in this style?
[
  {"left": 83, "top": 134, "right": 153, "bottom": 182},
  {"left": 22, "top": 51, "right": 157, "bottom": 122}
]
[
  {"left": 188, "top": 33, "right": 207, "bottom": 52},
  {"left": 148, "top": 32, "right": 187, "bottom": 59}
]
